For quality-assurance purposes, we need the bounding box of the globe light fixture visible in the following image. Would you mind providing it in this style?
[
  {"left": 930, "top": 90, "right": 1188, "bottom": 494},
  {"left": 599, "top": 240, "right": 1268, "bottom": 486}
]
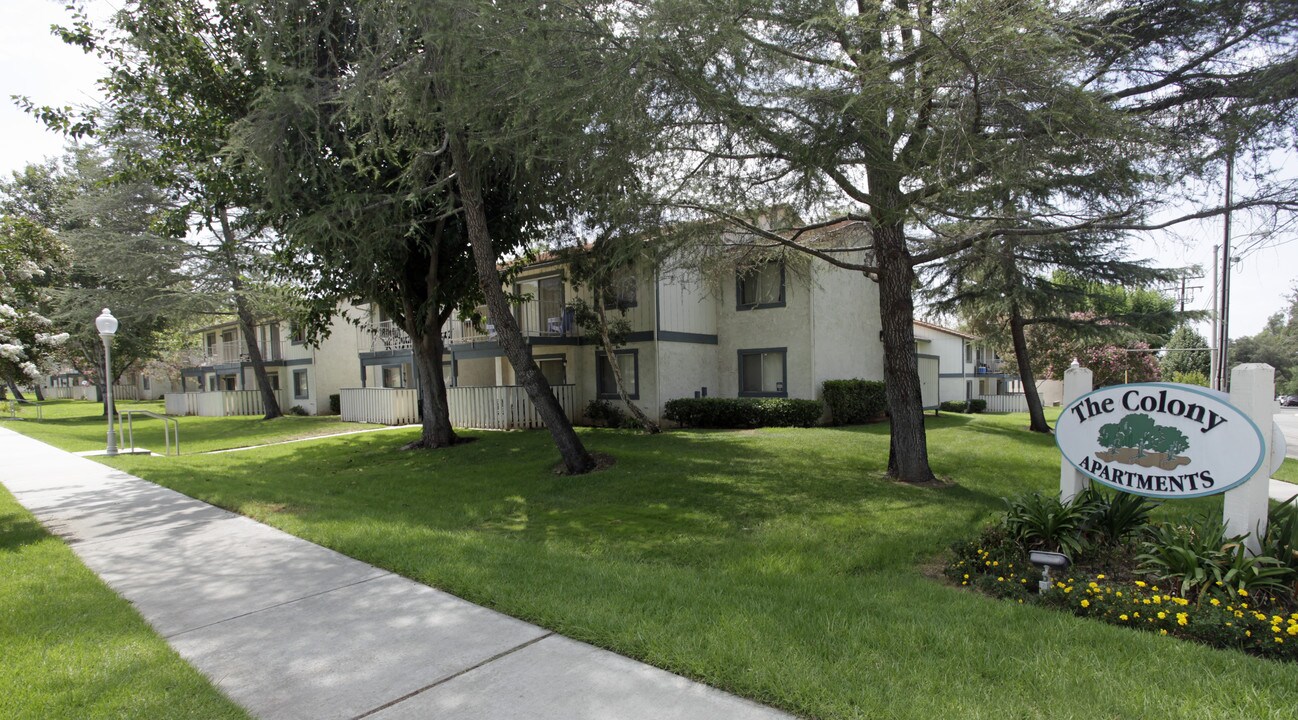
[{"left": 95, "top": 308, "right": 118, "bottom": 456}]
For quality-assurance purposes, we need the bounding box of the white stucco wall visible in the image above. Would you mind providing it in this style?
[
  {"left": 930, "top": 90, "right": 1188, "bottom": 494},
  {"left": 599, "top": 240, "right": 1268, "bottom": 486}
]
[{"left": 807, "top": 252, "right": 885, "bottom": 396}]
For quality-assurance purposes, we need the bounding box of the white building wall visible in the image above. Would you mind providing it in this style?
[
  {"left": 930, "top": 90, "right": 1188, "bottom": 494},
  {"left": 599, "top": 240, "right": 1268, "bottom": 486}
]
[
  {"left": 657, "top": 266, "right": 718, "bottom": 336},
  {"left": 808, "top": 252, "right": 885, "bottom": 395},
  {"left": 715, "top": 262, "right": 814, "bottom": 399}
]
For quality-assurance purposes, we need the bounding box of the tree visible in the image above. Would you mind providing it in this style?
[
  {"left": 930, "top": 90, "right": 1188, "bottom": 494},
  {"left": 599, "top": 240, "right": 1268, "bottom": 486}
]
[
  {"left": 232, "top": 0, "right": 505, "bottom": 450},
  {"left": 564, "top": 236, "right": 661, "bottom": 434},
  {"left": 1147, "top": 425, "right": 1190, "bottom": 461},
  {"left": 621, "top": 0, "right": 1296, "bottom": 483},
  {"left": 927, "top": 231, "right": 1178, "bottom": 433},
  {"left": 1033, "top": 315, "right": 1163, "bottom": 388},
  {"left": 31, "top": 0, "right": 288, "bottom": 419},
  {"left": 1161, "top": 324, "right": 1212, "bottom": 384},
  {"left": 1232, "top": 286, "right": 1298, "bottom": 394},
  {"left": 0, "top": 217, "right": 69, "bottom": 398}
]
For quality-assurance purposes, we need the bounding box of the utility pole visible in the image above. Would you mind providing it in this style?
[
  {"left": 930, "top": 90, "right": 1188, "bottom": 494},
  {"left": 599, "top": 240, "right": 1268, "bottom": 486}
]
[
  {"left": 1214, "top": 149, "right": 1234, "bottom": 392},
  {"left": 1210, "top": 243, "right": 1219, "bottom": 391}
]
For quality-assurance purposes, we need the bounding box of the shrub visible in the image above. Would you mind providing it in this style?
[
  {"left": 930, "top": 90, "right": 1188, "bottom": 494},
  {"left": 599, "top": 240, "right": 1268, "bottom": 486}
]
[
  {"left": 821, "top": 379, "right": 886, "bottom": 425},
  {"left": 1002, "top": 492, "right": 1090, "bottom": 557},
  {"left": 663, "top": 397, "right": 823, "bottom": 428},
  {"left": 1077, "top": 486, "right": 1157, "bottom": 547},
  {"left": 938, "top": 399, "right": 986, "bottom": 413},
  {"left": 288, "top": 405, "right": 309, "bottom": 416},
  {"left": 1265, "top": 501, "right": 1298, "bottom": 596},
  {"left": 329, "top": 393, "right": 341, "bottom": 414},
  {"left": 1138, "top": 516, "right": 1293, "bottom": 601},
  {"left": 585, "top": 399, "right": 627, "bottom": 428}
]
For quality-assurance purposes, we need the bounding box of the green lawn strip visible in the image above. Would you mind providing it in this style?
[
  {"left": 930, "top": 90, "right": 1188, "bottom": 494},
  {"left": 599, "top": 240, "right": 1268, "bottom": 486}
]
[
  {"left": 1274, "top": 458, "right": 1298, "bottom": 485},
  {"left": 0, "top": 486, "right": 249, "bottom": 720},
  {"left": 0, "top": 399, "right": 383, "bottom": 453},
  {"left": 92, "top": 412, "right": 1298, "bottom": 719}
]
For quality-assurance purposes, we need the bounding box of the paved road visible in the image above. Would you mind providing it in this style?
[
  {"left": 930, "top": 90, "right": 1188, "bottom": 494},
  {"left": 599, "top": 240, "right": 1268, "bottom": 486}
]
[
  {"left": 0, "top": 428, "right": 791, "bottom": 720},
  {"left": 1274, "top": 407, "right": 1298, "bottom": 459}
]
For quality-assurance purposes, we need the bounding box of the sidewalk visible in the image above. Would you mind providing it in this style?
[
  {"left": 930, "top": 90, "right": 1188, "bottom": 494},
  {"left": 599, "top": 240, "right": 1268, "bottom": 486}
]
[{"left": 0, "top": 428, "right": 791, "bottom": 720}]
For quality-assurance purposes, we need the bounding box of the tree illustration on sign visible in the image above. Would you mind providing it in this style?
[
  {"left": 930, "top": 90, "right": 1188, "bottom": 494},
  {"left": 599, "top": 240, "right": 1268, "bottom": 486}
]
[{"left": 1095, "top": 413, "right": 1190, "bottom": 470}]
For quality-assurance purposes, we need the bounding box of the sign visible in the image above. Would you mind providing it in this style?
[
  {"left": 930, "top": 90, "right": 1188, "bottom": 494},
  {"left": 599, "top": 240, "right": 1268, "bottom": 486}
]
[{"left": 1056, "top": 383, "right": 1265, "bottom": 500}]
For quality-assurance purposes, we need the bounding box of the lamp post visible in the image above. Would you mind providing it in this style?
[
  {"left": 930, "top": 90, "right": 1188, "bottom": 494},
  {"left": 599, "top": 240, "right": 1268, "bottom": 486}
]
[{"left": 95, "top": 308, "right": 118, "bottom": 456}]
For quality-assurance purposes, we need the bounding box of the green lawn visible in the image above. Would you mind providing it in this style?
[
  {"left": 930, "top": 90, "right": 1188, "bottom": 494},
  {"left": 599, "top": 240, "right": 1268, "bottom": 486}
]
[
  {"left": 1, "top": 399, "right": 384, "bottom": 454},
  {"left": 0, "top": 486, "right": 249, "bottom": 720},
  {"left": 6, "top": 406, "right": 1298, "bottom": 718}
]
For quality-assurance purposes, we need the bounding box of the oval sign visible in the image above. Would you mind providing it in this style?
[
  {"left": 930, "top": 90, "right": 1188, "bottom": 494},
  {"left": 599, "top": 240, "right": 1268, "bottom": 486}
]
[{"left": 1056, "top": 382, "right": 1265, "bottom": 500}]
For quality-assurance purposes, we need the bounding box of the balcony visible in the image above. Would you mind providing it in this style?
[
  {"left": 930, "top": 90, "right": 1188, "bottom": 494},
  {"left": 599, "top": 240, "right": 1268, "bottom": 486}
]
[{"left": 200, "top": 337, "right": 287, "bottom": 365}]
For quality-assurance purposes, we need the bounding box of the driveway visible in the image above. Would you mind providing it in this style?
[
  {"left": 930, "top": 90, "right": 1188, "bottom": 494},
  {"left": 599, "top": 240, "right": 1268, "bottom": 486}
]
[{"left": 1275, "top": 407, "right": 1298, "bottom": 460}]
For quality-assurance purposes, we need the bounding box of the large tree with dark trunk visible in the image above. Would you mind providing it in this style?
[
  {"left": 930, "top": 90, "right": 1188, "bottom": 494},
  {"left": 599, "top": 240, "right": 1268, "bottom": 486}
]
[{"left": 620, "top": 0, "right": 1297, "bottom": 482}]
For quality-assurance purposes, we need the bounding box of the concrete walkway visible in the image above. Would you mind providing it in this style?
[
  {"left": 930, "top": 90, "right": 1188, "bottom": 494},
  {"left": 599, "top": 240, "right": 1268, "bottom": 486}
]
[{"left": 0, "top": 428, "right": 791, "bottom": 720}]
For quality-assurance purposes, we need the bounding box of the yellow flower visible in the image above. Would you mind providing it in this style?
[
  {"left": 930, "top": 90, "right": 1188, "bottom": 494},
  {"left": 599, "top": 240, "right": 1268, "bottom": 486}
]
[
  {"left": 1157, "top": 612, "right": 1167, "bottom": 620},
  {"left": 1097, "top": 574, "right": 1106, "bottom": 580},
  {"left": 1134, "top": 581, "right": 1147, "bottom": 588},
  {"left": 1246, "top": 630, "right": 1252, "bottom": 637},
  {"left": 1210, "top": 598, "right": 1220, "bottom": 607},
  {"left": 1177, "top": 613, "right": 1188, "bottom": 626},
  {"left": 992, "top": 561, "right": 999, "bottom": 567},
  {"left": 1119, "top": 614, "right": 1129, "bottom": 621},
  {"left": 963, "top": 574, "right": 970, "bottom": 580},
  {"left": 1080, "top": 599, "right": 1090, "bottom": 608},
  {"left": 1115, "top": 591, "right": 1123, "bottom": 598},
  {"left": 1152, "top": 596, "right": 1162, "bottom": 604},
  {"left": 997, "top": 577, "right": 1005, "bottom": 582},
  {"left": 1159, "top": 629, "right": 1168, "bottom": 635},
  {"left": 1288, "top": 625, "right": 1298, "bottom": 637},
  {"left": 1238, "top": 588, "right": 1249, "bottom": 597},
  {"left": 1273, "top": 616, "right": 1284, "bottom": 624}
]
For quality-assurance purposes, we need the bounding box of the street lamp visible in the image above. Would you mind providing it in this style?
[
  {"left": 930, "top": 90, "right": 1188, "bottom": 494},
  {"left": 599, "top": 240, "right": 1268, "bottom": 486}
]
[{"left": 95, "top": 308, "right": 118, "bottom": 456}]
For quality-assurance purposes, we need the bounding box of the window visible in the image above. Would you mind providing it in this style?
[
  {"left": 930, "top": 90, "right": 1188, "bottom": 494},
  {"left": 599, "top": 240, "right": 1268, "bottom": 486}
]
[
  {"left": 736, "top": 262, "right": 785, "bottom": 309},
  {"left": 289, "top": 321, "right": 305, "bottom": 345},
  {"left": 142, "top": 376, "right": 150, "bottom": 391},
  {"left": 264, "top": 372, "right": 281, "bottom": 391},
  {"left": 536, "top": 356, "right": 567, "bottom": 386},
  {"left": 381, "top": 365, "right": 404, "bottom": 388},
  {"left": 965, "top": 343, "right": 973, "bottom": 364},
  {"left": 207, "top": 374, "right": 217, "bottom": 392},
  {"left": 293, "top": 369, "right": 309, "bottom": 399},
  {"left": 738, "top": 348, "right": 787, "bottom": 397},
  {"left": 602, "top": 273, "right": 638, "bottom": 311},
  {"left": 221, "top": 375, "right": 237, "bottom": 391},
  {"left": 596, "top": 350, "right": 638, "bottom": 399}
]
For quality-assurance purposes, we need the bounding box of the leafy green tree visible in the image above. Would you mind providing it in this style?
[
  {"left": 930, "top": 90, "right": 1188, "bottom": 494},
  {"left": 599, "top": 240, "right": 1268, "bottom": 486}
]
[
  {"left": 1147, "top": 425, "right": 1190, "bottom": 461},
  {"left": 1161, "top": 325, "right": 1212, "bottom": 381},
  {"left": 1232, "top": 285, "right": 1298, "bottom": 394},
  {"left": 31, "top": 0, "right": 288, "bottom": 418},
  {"left": 622, "top": 0, "right": 1296, "bottom": 483},
  {"left": 929, "top": 232, "right": 1178, "bottom": 433}
]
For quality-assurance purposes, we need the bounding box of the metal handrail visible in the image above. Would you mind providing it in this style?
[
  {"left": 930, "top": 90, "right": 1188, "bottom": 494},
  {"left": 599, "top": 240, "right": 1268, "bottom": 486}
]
[
  {"left": 117, "top": 409, "right": 181, "bottom": 456},
  {"left": 4, "top": 400, "right": 45, "bottom": 421}
]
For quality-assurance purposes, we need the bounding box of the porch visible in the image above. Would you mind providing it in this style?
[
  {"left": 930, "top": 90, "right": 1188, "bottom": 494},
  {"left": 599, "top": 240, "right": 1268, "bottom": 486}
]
[
  {"left": 340, "top": 384, "right": 578, "bottom": 430},
  {"left": 164, "top": 390, "right": 270, "bottom": 417}
]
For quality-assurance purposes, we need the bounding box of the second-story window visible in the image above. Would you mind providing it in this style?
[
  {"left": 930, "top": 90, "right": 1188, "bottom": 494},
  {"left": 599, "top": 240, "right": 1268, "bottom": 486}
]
[
  {"left": 290, "top": 321, "right": 305, "bottom": 345},
  {"left": 602, "top": 273, "right": 638, "bottom": 311},
  {"left": 736, "top": 262, "right": 785, "bottom": 310}
]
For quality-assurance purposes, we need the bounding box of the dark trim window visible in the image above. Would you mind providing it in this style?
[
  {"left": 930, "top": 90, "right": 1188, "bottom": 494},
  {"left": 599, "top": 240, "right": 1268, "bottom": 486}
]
[
  {"left": 736, "top": 262, "right": 785, "bottom": 310},
  {"left": 596, "top": 350, "right": 638, "bottom": 399},
  {"left": 293, "top": 369, "right": 309, "bottom": 399},
  {"left": 381, "top": 364, "right": 404, "bottom": 389},
  {"left": 142, "top": 376, "right": 150, "bottom": 391},
  {"left": 738, "top": 347, "right": 787, "bottom": 397},
  {"left": 289, "top": 321, "right": 305, "bottom": 345},
  {"left": 535, "top": 354, "right": 568, "bottom": 386},
  {"left": 602, "top": 273, "right": 638, "bottom": 311}
]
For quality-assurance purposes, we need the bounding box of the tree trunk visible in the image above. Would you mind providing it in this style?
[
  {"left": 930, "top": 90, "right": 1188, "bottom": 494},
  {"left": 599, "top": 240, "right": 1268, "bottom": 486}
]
[
  {"left": 448, "top": 133, "right": 595, "bottom": 474},
  {"left": 1010, "top": 310, "right": 1051, "bottom": 433},
  {"left": 874, "top": 221, "right": 938, "bottom": 483},
  {"left": 594, "top": 300, "right": 659, "bottom": 433},
  {"left": 33, "top": 384, "right": 44, "bottom": 401},
  {"left": 401, "top": 264, "right": 458, "bottom": 449},
  {"left": 6, "top": 379, "right": 25, "bottom": 402},
  {"left": 218, "top": 207, "right": 283, "bottom": 420}
]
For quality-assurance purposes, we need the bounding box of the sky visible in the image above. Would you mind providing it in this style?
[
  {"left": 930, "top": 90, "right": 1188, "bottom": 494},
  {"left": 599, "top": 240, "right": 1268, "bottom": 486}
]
[{"left": 2, "top": 0, "right": 1295, "bottom": 340}]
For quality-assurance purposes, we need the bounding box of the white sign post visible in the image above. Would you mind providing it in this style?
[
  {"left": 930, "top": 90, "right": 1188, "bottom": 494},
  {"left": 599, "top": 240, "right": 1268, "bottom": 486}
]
[
  {"left": 1059, "top": 361, "right": 1093, "bottom": 503},
  {"left": 1224, "top": 363, "right": 1275, "bottom": 554}
]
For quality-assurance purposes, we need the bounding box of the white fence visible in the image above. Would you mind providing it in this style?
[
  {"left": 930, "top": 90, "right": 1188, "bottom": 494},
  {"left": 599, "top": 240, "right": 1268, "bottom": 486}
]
[
  {"left": 447, "top": 384, "right": 576, "bottom": 430},
  {"left": 164, "top": 390, "right": 266, "bottom": 417},
  {"left": 340, "top": 384, "right": 577, "bottom": 429},
  {"left": 340, "top": 387, "right": 420, "bottom": 425},
  {"left": 45, "top": 387, "right": 73, "bottom": 399},
  {"left": 978, "top": 394, "right": 1030, "bottom": 413}
]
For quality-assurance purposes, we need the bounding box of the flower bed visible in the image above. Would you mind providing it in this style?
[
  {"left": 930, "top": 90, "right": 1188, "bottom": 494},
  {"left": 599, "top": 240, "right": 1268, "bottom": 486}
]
[{"left": 945, "top": 489, "right": 1298, "bottom": 661}]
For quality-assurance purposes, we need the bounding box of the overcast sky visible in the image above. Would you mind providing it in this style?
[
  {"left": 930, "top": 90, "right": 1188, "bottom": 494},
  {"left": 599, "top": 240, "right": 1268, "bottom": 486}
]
[{"left": 3, "top": 0, "right": 1294, "bottom": 339}]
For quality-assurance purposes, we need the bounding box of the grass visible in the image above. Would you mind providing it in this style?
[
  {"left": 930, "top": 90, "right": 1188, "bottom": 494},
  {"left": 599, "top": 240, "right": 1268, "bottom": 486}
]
[
  {"left": 0, "top": 485, "right": 249, "bottom": 720},
  {"left": 7, "top": 405, "right": 1298, "bottom": 718},
  {"left": 1, "top": 399, "right": 384, "bottom": 454}
]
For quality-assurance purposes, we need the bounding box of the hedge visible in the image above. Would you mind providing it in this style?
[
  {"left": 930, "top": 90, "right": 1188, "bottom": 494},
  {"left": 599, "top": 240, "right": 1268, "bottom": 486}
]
[
  {"left": 939, "top": 399, "right": 986, "bottom": 414},
  {"left": 663, "top": 397, "right": 823, "bottom": 428},
  {"left": 821, "top": 379, "right": 887, "bottom": 425}
]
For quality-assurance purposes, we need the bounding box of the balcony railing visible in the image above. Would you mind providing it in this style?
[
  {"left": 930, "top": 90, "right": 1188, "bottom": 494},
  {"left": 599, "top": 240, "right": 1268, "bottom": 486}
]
[{"left": 200, "top": 338, "right": 286, "bottom": 365}]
